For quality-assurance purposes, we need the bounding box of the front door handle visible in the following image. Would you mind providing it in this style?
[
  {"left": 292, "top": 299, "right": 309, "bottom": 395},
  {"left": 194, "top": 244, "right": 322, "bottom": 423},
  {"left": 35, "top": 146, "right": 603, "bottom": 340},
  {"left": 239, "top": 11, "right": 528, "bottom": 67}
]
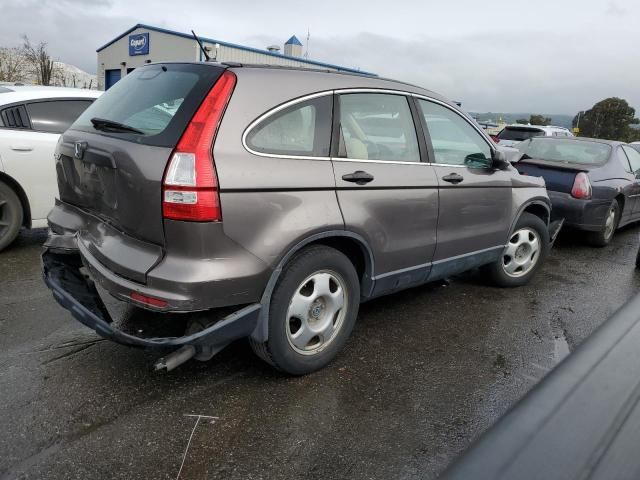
[
  {"left": 342, "top": 170, "right": 374, "bottom": 185},
  {"left": 10, "top": 145, "right": 33, "bottom": 152},
  {"left": 442, "top": 173, "right": 464, "bottom": 184}
]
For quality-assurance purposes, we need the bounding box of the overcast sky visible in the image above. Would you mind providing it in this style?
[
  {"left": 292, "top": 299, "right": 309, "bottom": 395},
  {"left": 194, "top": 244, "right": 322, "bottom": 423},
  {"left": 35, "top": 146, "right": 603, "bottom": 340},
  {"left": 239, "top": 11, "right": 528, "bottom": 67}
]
[{"left": 2, "top": 0, "right": 639, "bottom": 114}]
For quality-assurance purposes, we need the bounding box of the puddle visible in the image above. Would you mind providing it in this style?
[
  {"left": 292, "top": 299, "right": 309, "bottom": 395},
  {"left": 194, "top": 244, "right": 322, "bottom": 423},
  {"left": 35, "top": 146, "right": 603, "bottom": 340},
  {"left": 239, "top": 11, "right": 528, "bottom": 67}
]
[{"left": 553, "top": 333, "right": 570, "bottom": 363}]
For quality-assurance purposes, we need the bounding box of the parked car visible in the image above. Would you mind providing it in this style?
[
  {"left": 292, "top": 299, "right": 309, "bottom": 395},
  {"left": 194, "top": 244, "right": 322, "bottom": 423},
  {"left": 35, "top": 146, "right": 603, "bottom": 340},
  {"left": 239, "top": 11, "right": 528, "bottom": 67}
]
[
  {"left": 495, "top": 124, "right": 573, "bottom": 148},
  {"left": 42, "top": 62, "right": 555, "bottom": 375},
  {"left": 0, "top": 86, "right": 101, "bottom": 251},
  {"left": 514, "top": 136, "right": 640, "bottom": 246}
]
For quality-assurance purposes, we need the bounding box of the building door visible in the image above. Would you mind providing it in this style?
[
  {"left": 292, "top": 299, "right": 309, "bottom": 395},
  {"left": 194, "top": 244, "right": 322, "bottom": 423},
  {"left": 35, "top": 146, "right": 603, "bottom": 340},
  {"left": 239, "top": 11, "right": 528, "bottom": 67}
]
[{"left": 105, "top": 69, "right": 121, "bottom": 89}]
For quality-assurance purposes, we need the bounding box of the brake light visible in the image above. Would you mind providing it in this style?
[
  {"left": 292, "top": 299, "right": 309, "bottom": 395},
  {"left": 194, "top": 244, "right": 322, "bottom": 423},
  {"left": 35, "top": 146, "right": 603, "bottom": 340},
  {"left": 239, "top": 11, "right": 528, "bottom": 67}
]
[
  {"left": 571, "top": 172, "right": 592, "bottom": 199},
  {"left": 490, "top": 135, "right": 500, "bottom": 144},
  {"left": 162, "top": 70, "right": 236, "bottom": 221}
]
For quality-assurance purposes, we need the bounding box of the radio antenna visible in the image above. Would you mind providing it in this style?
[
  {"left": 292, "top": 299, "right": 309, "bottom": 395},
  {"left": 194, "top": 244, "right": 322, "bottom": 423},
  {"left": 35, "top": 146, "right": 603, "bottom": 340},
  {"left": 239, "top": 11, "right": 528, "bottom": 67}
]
[{"left": 191, "top": 30, "right": 211, "bottom": 61}]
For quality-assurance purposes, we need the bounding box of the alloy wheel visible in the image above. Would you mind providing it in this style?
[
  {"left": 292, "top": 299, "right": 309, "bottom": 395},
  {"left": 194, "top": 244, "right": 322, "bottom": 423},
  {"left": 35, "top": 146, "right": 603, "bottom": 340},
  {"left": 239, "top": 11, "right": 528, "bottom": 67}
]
[
  {"left": 285, "top": 270, "right": 347, "bottom": 355},
  {"left": 502, "top": 227, "right": 541, "bottom": 278}
]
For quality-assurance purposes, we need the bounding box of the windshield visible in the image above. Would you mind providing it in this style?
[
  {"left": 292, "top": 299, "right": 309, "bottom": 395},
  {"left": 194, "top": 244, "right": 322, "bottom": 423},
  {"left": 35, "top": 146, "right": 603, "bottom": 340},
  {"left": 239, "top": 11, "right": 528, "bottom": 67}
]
[
  {"left": 70, "top": 63, "right": 224, "bottom": 147},
  {"left": 517, "top": 138, "right": 611, "bottom": 165},
  {"left": 498, "top": 127, "right": 545, "bottom": 141}
]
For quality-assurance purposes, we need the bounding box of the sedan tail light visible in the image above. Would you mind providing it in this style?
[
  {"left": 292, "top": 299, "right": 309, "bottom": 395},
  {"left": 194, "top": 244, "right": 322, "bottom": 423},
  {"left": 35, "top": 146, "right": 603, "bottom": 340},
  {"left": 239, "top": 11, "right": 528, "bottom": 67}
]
[
  {"left": 571, "top": 172, "right": 592, "bottom": 199},
  {"left": 162, "top": 70, "right": 236, "bottom": 222}
]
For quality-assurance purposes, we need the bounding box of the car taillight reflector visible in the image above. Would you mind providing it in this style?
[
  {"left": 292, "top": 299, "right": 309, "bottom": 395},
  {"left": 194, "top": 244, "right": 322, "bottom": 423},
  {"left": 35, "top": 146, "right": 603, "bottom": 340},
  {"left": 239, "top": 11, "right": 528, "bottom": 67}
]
[
  {"left": 571, "top": 172, "right": 592, "bottom": 199},
  {"left": 130, "top": 292, "right": 169, "bottom": 308},
  {"left": 162, "top": 70, "right": 236, "bottom": 222}
]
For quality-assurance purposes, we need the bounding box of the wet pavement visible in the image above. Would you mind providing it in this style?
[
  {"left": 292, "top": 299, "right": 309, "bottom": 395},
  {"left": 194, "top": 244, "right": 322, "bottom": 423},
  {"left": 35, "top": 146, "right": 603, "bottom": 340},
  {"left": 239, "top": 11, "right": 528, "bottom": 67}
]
[{"left": 1, "top": 226, "right": 639, "bottom": 480}]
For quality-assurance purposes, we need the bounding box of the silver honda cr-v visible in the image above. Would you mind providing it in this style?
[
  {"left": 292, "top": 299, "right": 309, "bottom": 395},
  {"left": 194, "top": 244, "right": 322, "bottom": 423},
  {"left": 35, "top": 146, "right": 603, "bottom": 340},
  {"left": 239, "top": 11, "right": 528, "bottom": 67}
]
[{"left": 42, "top": 62, "right": 557, "bottom": 374}]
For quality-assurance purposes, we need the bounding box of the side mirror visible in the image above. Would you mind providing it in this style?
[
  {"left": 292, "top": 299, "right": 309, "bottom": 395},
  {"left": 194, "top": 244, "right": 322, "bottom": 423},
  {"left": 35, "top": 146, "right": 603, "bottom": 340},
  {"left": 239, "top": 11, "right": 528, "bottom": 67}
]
[{"left": 491, "top": 149, "right": 511, "bottom": 170}]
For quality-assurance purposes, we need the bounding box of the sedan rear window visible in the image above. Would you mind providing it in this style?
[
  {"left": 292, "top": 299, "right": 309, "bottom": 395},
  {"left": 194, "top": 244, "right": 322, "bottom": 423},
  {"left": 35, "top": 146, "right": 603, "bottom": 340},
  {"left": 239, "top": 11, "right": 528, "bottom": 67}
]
[
  {"left": 498, "top": 127, "right": 545, "bottom": 141},
  {"left": 517, "top": 138, "right": 611, "bottom": 165},
  {"left": 70, "top": 63, "right": 225, "bottom": 147}
]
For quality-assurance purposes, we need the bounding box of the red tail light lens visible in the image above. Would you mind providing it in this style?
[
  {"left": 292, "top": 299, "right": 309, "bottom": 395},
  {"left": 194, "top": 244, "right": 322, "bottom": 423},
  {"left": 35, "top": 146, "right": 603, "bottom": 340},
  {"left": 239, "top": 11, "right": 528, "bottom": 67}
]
[
  {"left": 571, "top": 172, "right": 592, "bottom": 199},
  {"left": 162, "top": 70, "right": 236, "bottom": 221},
  {"left": 130, "top": 292, "right": 168, "bottom": 309},
  {"left": 490, "top": 135, "right": 500, "bottom": 144}
]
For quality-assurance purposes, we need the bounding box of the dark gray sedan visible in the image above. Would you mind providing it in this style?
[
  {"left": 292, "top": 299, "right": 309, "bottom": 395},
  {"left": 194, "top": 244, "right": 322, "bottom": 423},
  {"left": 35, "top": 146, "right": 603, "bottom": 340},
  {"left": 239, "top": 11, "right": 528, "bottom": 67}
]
[{"left": 515, "top": 137, "right": 640, "bottom": 246}]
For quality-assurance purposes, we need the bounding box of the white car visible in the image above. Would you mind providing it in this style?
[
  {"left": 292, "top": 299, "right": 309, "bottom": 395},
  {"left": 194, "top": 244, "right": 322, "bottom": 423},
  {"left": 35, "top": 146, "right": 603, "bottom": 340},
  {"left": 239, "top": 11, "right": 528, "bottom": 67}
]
[
  {"left": 0, "top": 85, "right": 101, "bottom": 251},
  {"left": 495, "top": 124, "right": 574, "bottom": 148}
]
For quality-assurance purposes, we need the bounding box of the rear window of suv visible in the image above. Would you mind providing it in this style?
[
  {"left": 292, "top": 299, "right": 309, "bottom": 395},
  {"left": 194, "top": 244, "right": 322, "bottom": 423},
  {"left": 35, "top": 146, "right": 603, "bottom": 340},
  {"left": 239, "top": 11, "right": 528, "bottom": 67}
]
[
  {"left": 498, "top": 127, "right": 545, "bottom": 141},
  {"left": 70, "top": 63, "right": 225, "bottom": 147}
]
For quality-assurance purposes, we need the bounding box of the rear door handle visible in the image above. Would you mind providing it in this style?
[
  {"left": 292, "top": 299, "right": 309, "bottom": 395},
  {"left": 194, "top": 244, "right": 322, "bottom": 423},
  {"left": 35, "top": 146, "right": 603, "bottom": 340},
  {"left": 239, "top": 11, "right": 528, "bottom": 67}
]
[
  {"left": 10, "top": 145, "right": 33, "bottom": 152},
  {"left": 442, "top": 173, "right": 464, "bottom": 184},
  {"left": 342, "top": 170, "right": 374, "bottom": 185}
]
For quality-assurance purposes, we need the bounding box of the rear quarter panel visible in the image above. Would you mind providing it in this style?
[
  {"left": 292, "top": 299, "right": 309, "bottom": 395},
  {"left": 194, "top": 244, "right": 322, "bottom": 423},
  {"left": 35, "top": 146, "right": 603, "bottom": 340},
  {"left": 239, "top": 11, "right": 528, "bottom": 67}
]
[{"left": 213, "top": 69, "right": 345, "bottom": 268}]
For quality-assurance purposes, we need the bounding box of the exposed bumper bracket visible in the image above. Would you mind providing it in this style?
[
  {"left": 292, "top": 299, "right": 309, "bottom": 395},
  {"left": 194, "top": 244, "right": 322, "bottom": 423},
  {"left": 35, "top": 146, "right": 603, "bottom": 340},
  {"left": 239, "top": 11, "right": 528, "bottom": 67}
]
[{"left": 42, "top": 250, "right": 261, "bottom": 368}]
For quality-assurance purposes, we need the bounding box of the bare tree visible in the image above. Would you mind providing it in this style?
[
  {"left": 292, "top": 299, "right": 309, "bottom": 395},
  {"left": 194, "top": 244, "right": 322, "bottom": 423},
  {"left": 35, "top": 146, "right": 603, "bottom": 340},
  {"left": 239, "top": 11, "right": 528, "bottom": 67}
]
[
  {"left": 21, "top": 35, "right": 59, "bottom": 86},
  {"left": 0, "top": 47, "right": 25, "bottom": 83}
]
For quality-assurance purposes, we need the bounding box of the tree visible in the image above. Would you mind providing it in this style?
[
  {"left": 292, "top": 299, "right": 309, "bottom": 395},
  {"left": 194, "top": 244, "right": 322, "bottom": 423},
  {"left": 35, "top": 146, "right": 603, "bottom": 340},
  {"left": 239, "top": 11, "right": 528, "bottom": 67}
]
[
  {"left": 0, "top": 47, "right": 25, "bottom": 83},
  {"left": 529, "top": 114, "right": 552, "bottom": 126},
  {"left": 21, "top": 35, "right": 59, "bottom": 86},
  {"left": 574, "top": 97, "right": 639, "bottom": 141}
]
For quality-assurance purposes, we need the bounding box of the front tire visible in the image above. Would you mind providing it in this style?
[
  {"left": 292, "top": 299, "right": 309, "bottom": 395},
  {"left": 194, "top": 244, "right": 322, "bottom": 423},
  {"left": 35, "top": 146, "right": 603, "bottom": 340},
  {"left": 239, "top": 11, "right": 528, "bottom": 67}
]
[
  {"left": 0, "top": 181, "right": 23, "bottom": 252},
  {"left": 587, "top": 200, "right": 619, "bottom": 247},
  {"left": 250, "top": 245, "right": 360, "bottom": 375},
  {"left": 484, "top": 212, "right": 550, "bottom": 287}
]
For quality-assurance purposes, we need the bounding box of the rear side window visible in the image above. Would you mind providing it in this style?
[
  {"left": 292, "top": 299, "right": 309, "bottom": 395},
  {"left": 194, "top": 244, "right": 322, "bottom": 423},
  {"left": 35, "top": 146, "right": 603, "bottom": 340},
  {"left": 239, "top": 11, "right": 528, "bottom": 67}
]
[
  {"left": 246, "top": 95, "right": 332, "bottom": 157},
  {"left": 418, "top": 99, "right": 491, "bottom": 167},
  {"left": 26, "top": 100, "right": 93, "bottom": 134},
  {"left": 0, "top": 104, "right": 30, "bottom": 129},
  {"left": 338, "top": 93, "right": 420, "bottom": 162},
  {"left": 71, "top": 63, "right": 225, "bottom": 147},
  {"left": 498, "top": 127, "right": 545, "bottom": 141}
]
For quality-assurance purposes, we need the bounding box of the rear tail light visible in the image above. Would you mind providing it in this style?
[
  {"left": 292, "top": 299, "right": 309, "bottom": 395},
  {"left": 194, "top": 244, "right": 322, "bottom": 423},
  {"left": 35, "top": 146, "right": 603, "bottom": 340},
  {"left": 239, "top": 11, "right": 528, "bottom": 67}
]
[
  {"left": 571, "top": 172, "right": 592, "bottom": 199},
  {"left": 162, "top": 70, "right": 236, "bottom": 222},
  {"left": 490, "top": 135, "right": 500, "bottom": 144}
]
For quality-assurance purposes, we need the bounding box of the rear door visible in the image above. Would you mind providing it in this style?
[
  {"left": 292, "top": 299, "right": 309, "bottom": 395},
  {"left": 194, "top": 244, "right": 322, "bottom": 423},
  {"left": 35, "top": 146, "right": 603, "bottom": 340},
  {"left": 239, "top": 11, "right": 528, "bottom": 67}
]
[
  {"left": 415, "top": 98, "right": 512, "bottom": 279},
  {"left": 57, "top": 63, "right": 225, "bottom": 246},
  {"left": 0, "top": 99, "right": 94, "bottom": 222},
  {"left": 331, "top": 92, "right": 439, "bottom": 295}
]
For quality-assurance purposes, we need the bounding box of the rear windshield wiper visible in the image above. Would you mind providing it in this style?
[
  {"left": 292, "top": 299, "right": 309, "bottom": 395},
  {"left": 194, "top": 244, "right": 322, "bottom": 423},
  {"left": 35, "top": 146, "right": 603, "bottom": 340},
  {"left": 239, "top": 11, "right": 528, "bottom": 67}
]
[{"left": 90, "top": 117, "right": 145, "bottom": 135}]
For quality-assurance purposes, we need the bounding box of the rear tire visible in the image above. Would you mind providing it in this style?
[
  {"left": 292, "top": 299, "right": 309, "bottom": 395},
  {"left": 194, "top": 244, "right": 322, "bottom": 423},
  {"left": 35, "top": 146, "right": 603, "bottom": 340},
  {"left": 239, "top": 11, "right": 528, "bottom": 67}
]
[
  {"left": 0, "top": 181, "right": 23, "bottom": 252},
  {"left": 249, "top": 245, "right": 360, "bottom": 375},
  {"left": 484, "top": 212, "right": 550, "bottom": 287},
  {"left": 587, "top": 200, "right": 619, "bottom": 247}
]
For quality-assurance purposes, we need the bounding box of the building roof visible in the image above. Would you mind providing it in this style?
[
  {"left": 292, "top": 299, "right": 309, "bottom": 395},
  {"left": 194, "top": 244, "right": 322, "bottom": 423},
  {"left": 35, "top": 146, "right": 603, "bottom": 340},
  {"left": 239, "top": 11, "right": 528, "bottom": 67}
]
[
  {"left": 285, "top": 35, "right": 302, "bottom": 46},
  {"left": 96, "top": 24, "right": 374, "bottom": 76}
]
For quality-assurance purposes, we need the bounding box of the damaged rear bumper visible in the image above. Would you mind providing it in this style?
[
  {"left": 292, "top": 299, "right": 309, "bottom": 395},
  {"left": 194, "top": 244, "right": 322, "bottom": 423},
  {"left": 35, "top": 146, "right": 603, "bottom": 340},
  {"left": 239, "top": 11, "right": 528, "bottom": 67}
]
[{"left": 42, "top": 250, "right": 261, "bottom": 360}]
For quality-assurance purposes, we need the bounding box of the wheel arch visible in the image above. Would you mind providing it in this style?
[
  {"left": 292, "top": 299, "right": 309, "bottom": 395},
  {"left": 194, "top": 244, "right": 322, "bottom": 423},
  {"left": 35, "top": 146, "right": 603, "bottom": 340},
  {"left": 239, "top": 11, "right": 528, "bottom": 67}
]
[
  {"left": 509, "top": 198, "right": 551, "bottom": 240},
  {"left": 252, "top": 230, "right": 375, "bottom": 343},
  {"left": 0, "top": 172, "right": 31, "bottom": 228}
]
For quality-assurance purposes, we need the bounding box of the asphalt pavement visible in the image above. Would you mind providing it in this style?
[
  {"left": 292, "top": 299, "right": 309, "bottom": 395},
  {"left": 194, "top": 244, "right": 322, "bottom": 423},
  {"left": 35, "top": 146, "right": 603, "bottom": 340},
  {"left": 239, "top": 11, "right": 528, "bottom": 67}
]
[{"left": 1, "top": 225, "right": 639, "bottom": 480}]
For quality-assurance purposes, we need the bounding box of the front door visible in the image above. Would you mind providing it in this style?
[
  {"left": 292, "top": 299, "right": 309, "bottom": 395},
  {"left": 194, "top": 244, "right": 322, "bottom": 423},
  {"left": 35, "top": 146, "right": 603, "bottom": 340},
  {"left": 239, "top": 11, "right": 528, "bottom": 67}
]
[
  {"left": 415, "top": 98, "right": 513, "bottom": 280},
  {"left": 332, "top": 92, "right": 439, "bottom": 297},
  {"left": 620, "top": 146, "right": 640, "bottom": 220}
]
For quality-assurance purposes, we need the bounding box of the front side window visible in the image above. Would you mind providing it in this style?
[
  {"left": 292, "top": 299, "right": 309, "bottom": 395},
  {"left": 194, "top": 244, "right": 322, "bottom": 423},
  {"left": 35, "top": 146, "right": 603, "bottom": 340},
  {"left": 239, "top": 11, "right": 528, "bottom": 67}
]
[
  {"left": 622, "top": 146, "right": 640, "bottom": 174},
  {"left": 418, "top": 100, "right": 492, "bottom": 167},
  {"left": 246, "top": 96, "right": 332, "bottom": 157},
  {"left": 338, "top": 93, "right": 420, "bottom": 162},
  {"left": 26, "top": 100, "right": 93, "bottom": 134}
]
